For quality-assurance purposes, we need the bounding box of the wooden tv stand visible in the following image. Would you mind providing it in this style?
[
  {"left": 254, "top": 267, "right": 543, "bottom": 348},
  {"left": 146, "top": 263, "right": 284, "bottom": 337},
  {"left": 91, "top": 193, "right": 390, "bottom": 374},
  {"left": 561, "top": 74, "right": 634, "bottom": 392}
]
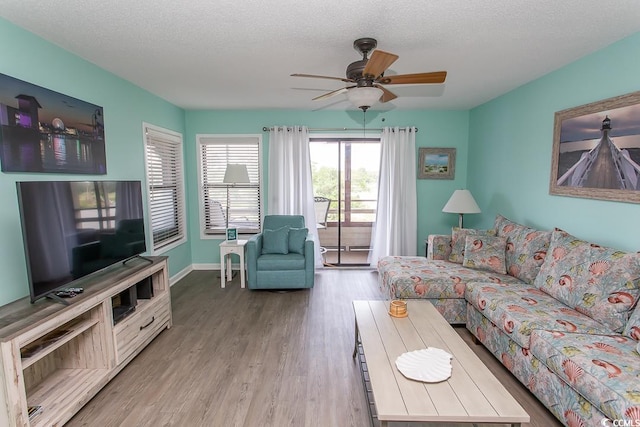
[{"left": 0, "top": 256, "right": 172, "bottom": 427}]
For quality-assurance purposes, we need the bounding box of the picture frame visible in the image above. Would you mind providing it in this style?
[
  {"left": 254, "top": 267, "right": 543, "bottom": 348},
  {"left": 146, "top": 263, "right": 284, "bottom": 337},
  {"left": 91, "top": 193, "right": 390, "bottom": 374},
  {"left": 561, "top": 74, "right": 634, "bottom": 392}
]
[
  {"left": 226, "top": 228, "right": 238, "bottom": 242},
  {"left": 549, "top": 91, "right": 640, "bottom": 203},
  {"left": 0, "top": 72, "right": 106, "bottom": 174},
  {"left": 418, "top": 147, "right": 456, "bottom": 180}
]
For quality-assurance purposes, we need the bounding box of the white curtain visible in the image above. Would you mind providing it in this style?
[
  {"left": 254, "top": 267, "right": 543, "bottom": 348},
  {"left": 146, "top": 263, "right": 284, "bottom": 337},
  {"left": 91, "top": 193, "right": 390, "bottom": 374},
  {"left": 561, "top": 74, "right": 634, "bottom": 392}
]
[
  {"left": 268, "top": 126, "right": 322, "bottom": 267},
  {"left": 369, "top": 127, "right": 418, "bottom": 266}
]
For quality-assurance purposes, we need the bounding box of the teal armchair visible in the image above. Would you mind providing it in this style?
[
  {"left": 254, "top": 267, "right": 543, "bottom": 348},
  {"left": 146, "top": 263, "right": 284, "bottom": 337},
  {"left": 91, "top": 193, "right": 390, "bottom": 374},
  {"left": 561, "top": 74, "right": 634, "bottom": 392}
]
[{"left": 246, "top": 215, "right": 315, "bottom": 289}]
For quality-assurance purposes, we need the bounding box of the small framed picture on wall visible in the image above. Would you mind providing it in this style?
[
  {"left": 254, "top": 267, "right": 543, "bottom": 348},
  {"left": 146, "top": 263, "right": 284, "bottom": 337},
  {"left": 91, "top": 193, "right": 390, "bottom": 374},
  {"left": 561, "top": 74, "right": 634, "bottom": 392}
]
[{"left": 418, "top": 147, "right": 456, "bottom": 180}]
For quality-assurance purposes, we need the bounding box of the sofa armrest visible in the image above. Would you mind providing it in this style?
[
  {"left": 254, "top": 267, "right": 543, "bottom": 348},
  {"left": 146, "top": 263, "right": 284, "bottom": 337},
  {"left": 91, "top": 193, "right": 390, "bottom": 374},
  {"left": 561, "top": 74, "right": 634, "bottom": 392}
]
[
  {"left": 246, "top": 233, "right": 263, "bottom": 287},
  {"left": 427, "top": 234, "right": 452, "bottom": 260}
]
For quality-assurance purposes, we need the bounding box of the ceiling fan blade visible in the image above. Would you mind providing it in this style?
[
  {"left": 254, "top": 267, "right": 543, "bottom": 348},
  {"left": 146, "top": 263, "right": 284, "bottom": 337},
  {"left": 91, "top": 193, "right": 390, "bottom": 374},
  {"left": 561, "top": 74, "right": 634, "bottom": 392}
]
[
  {"left": 377, "top": 71, "right": 447, "bottom": 85},
  {"left": 312, "top": 86, "right": 354, "bottom": 101},
  {"left": 374, "top": 84, "right": 397, "bottom": 103},
  {"left": 363, "top": 50, "right": 399, "bottom": 78},
  {"left": 291, "top": 73, "right": 354, "bottom": 83}
]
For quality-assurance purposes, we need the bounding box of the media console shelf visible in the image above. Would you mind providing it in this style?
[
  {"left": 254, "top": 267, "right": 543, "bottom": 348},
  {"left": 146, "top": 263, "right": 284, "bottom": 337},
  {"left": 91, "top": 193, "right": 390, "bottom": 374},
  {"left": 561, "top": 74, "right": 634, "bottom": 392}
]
[{"left": 0, "top": 256, "right": 172, "bottom": 427}]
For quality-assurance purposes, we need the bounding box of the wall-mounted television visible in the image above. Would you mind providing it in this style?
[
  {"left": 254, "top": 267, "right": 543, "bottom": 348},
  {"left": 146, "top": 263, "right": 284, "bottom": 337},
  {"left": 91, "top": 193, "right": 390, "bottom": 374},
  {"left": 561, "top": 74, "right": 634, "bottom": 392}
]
[{"left": 16, "top": 180, "right": 147, "bottom": 303}]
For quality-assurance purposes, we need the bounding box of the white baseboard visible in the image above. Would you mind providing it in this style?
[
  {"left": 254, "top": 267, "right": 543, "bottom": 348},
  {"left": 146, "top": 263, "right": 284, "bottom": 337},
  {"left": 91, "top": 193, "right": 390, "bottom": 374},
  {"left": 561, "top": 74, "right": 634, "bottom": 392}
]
[
  {"left": 191, "top": 263, "right": 220, "bottom": 270},
  {"left": 192, "top": 263, "right": 248, "bottom": 270},
  {"left": 169, "top": 264, "right": 243, "bottom": 287}
]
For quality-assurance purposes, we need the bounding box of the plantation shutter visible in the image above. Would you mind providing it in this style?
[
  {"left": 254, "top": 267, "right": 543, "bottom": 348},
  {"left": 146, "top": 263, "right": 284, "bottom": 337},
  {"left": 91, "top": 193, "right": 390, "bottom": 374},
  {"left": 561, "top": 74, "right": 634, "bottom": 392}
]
[
  {"left": 144, "top": 126, "right": 186, "bottom": 250},
  {"left": 198, "top": 135, "right": 261, "bottom": 234}
]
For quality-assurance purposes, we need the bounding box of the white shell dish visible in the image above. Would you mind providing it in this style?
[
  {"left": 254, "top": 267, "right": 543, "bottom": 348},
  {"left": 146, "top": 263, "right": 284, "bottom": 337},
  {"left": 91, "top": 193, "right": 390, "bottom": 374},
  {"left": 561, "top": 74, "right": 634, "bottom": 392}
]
[{"left": 395, "top": 348, "right": 453, "bottom": 383}]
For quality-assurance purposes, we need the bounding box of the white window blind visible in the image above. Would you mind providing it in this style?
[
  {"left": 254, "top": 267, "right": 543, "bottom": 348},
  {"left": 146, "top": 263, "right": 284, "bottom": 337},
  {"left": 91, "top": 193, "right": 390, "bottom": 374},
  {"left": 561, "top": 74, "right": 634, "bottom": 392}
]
[
  {"left": 144, "top": 125, "right": 186, "bottom": 250},
  {"left": 198, "top": 135, "right": 261, "bottom": 235}
]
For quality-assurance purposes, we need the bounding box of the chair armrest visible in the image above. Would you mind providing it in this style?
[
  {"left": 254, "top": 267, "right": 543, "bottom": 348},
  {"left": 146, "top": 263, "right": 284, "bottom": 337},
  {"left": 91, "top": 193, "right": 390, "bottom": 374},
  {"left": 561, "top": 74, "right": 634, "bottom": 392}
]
[
  {"left": 246, "top": 233, "right": 263, "bottom": 260},
  {"left": 304, "top": 234, "right": 315, "bottom": 261},
  {"left": 427, "top": 234, "right": 452, "bottom": 260},
  {"left": 246, "top": 233, "right": 263, "bottom": 287},
  {"left": 304, "top": 234, "right": 315, "bottom": 286}
]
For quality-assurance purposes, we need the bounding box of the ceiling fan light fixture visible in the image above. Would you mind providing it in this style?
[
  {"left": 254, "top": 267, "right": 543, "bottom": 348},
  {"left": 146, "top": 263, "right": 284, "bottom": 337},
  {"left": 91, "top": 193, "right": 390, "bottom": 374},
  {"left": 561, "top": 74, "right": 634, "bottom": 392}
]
[
  {"left": 292, "top": 38, "right": 447, "bottom": 108},
  {"left": 347, "top": 86, "right": 383, "bottom": 111}
]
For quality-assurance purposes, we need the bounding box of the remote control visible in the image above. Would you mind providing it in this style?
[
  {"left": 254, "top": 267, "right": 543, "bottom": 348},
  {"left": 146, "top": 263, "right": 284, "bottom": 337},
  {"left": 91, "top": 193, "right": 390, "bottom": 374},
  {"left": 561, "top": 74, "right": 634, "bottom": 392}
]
[{"left": 55, "top": 290, "right": 76, "bottom": 298}]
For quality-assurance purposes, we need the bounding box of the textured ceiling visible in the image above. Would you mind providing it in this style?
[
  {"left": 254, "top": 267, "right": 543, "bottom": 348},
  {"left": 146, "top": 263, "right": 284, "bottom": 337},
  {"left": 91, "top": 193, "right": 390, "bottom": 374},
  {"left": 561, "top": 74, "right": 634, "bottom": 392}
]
[{"left": 1, "top": 0, "right": 639, "bottom": 111}]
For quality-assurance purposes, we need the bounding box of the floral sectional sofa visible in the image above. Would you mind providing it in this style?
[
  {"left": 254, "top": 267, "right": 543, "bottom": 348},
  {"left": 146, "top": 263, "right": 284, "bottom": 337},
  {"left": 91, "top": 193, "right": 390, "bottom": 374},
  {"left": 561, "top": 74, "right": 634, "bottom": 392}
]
[
  {"left": 377, "top": 215, "right": 640, "bottom": 426},
  {"left": 377, "top": 214, "right": 546, "bottom": 323}
]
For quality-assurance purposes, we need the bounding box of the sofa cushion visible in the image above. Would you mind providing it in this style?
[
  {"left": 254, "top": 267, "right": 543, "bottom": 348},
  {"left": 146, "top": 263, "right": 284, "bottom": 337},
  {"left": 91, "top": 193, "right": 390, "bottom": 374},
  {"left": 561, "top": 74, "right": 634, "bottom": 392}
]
[
  {"left": 257, "top": 253, "right": 305, "bottom": 270},
  {"left": 494, "top": 214, "right": 551, "bottom": 285},
  {"left": 623, "top": 302, "right": 640, "bottom": 340},
  {"left": 262, "top": 226, "right": 290, "bottom": 254},
  {"left": 449, "top": 228, "right": 496, "bottom": 264},
  {"left": 466, "top": 282, "right": 613, "bottom": 349},
  {"left": 462, "top": 235, "right": 507, "bottom": 274},
  {"left": 530, "top": 330, "right": 640, "bottom": 422},
  {"left": 533, "top": 229, "right": 640, "bottom": 332},
  {"left": 377, "top": 256, "right": 523, "bottom": 300},
  {"left": 288, "top": 227, "right": 308, "bottom": 255}
]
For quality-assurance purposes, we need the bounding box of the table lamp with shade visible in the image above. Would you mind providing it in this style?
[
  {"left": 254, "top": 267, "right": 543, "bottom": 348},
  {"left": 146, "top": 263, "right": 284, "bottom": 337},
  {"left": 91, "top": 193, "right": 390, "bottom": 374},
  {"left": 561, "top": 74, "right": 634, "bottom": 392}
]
[
  {"left": 223, "top": 164, "right": 250, "bottom": 238},
  {"left": 442, "top": 189, "right": 481, "bottom": 228}
]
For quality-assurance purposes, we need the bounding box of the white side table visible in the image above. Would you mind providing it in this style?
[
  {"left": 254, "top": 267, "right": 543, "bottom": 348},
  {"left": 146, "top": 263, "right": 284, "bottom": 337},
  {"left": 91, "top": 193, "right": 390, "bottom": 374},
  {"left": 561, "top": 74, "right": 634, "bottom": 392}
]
[{"left": 219, "top": 239, "right": 247, "bottom": 288}]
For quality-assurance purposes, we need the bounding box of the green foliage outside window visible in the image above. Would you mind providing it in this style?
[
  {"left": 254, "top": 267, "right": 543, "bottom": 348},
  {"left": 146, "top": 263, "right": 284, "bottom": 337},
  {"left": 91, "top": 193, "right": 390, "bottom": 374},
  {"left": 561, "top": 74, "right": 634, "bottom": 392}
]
[{"left": 311, "top": 163, "right": 378, "bottom": 222}]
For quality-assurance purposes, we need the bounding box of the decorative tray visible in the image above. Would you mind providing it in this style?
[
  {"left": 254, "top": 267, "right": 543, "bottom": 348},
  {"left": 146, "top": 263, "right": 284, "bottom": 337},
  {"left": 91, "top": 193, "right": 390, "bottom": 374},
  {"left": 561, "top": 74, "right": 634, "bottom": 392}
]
[{"left": 395, "top": 347, "right": 453, "bottom": 383}]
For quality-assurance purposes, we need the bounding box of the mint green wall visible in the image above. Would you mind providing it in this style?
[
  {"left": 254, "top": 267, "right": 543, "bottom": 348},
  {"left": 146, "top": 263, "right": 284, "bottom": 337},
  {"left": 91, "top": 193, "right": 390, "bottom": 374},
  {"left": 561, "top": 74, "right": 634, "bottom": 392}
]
[
  {"left": 185, "top": 109, "right": 469, "bottom": 262},
  {"left": 0, "top": 18, "right": 190, "bottom": 305},
  {"left": 468, "top": 32, "right": 640, "bottom": 251}
]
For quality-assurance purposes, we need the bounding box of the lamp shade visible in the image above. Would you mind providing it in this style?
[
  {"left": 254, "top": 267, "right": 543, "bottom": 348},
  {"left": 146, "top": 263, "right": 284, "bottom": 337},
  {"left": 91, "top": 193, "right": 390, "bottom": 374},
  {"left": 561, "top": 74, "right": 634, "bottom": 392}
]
[
  {"left": 223, "top": 164, "right": 250, "bottom": 184},
  {"left": 347, "top": 86, "right": 383, "bottom": 110},
  {"left": 442, "top": 189, "right": 481, "bottom": 214}
]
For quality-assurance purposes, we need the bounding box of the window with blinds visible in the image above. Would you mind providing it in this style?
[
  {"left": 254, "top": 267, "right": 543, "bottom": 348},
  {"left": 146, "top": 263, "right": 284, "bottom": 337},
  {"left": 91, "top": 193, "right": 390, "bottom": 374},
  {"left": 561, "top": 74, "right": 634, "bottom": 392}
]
[
  {"left": 143, "top": 125, "right": 186, "bottom": 251},
  {"left": 197, "top": 134, "right": 262, "bottom": 235}
]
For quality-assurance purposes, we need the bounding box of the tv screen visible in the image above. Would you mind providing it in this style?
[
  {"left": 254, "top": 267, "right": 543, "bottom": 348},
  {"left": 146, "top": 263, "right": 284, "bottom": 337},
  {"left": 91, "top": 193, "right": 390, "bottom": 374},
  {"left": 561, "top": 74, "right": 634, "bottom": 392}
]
[{"left": 16, "top": 180, "right": 147, "bottom": 303}]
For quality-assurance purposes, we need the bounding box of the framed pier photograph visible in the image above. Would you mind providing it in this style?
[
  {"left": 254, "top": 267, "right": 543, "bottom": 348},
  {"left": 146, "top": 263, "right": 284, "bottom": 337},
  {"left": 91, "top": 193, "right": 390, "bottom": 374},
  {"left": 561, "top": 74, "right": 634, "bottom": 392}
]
[{"left": 549, "top": 91, "right": 640, "bottom": 203}]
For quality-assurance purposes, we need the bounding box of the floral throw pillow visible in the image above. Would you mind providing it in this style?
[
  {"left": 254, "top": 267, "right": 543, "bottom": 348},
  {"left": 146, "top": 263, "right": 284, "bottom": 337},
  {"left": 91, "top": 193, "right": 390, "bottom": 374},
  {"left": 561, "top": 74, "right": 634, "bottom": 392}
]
[
  {"left": 448, "top": 228, "right": 496, "bottom": 264},
  {"left": 462, "top": 235, "right": 507, "bottom": 274},
  {"left": 494, "top": 214, "right": 551, "bottom": 284},
  {"left": 533, "top": 229, "right": 640, "bottom": 332}
]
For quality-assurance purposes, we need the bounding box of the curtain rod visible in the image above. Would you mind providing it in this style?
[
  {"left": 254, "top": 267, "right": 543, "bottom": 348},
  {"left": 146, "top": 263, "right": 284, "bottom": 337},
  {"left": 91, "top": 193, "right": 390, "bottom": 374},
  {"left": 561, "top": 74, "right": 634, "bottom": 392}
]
[{"left": 261, "top": 126, "right": 418, "bottom": 132}]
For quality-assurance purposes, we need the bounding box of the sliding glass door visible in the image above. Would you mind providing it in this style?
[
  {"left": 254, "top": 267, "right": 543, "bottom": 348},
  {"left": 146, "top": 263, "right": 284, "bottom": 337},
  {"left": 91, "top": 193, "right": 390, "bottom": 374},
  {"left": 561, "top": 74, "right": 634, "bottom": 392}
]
[{"left": 310, "top": 137, "right": 380, "bottom": 266}]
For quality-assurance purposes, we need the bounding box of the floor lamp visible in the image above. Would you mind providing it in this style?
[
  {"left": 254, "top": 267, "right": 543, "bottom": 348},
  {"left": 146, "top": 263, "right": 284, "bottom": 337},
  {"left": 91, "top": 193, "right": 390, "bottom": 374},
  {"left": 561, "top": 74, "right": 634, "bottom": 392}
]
[
  {"left": 223, "top": 164, "right": 250, "bottom": 238},
  {"left": 442, "top": 189, "right": 481, "bottom": 228}
]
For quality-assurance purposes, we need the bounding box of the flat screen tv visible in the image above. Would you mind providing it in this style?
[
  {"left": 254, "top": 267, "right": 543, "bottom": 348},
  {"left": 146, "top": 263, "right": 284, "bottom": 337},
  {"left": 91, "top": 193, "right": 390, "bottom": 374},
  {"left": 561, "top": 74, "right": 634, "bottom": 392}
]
[{"left": 16, "top": 180, "right": 147, "bottom": 303}]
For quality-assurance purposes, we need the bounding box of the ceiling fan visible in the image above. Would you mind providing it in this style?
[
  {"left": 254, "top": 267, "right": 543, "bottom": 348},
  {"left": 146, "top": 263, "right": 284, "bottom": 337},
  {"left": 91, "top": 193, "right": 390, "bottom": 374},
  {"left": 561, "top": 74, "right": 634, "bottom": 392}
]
[{"left": 291, "top": 37, "right": 447, "bottom": 111}]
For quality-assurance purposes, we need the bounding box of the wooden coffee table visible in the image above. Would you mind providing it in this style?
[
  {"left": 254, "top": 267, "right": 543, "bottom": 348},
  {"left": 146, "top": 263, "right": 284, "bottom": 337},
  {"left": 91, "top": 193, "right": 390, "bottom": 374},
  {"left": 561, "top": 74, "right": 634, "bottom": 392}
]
[{"left": 352, "top": 300, "right": 529, "bottom": 426}]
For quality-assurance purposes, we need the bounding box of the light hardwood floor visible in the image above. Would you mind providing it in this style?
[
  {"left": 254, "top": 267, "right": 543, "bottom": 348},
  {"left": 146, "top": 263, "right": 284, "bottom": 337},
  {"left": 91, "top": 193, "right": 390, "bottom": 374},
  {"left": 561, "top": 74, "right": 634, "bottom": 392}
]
[{"left": 67, "top": 269, "right": 561, "bottom": 427}]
